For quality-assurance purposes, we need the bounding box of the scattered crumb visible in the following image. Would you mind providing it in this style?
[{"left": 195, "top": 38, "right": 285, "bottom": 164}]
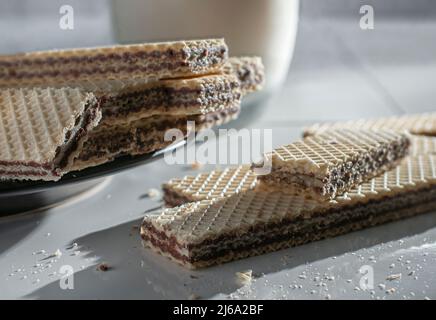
[
  {"left": 386, "top": 288, "right": 396, "bottom": 295},
  {"left": 142, "top": 188, "right": 160, "bottom": 199},
  {"left": 54, "top": 249, "right": 62, "bottom": 257},
  {"left": 191, "top": 161, "right": 204, "bottom": 170},
  {"left": 235, "top": 270, "right": 253, "bottom": 285},
  {"left": 190, "top": 274, "right": 199, "bottom": 279},
  {"left": 386, "top": 273, "right": 402, "bottom": 281},
  {"left": 97, "top": 263, "right": 110, "bottom": 272},
  {"left": 188, "top": 293, "right": 201, "bottom": 300}
]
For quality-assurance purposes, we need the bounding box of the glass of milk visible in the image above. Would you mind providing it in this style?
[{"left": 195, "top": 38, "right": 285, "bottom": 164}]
[{"left": 111, "top": 0, "right": 300, "bottom": 95}]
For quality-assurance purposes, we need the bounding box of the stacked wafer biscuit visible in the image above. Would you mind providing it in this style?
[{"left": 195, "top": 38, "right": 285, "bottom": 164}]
[
  {"left": 0, "top": 39, "right": 264, "bottom": 180},
  {"left": 141, "top": 115, "right": 436, "bottom": 268}
]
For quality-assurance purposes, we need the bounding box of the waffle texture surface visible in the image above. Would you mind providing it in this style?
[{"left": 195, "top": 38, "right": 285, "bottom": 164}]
[
  {"left": 258, "top": 129, "right": 410, "bottom": 199},
  {"left": 304, "top": 113, "right": 436, "bottom": 137},
  {"left": 0, "top": 87, "right": 100, "bottom": 180},
  {"left": 142, "top": 154, "right": 436, "bottom": 268}
]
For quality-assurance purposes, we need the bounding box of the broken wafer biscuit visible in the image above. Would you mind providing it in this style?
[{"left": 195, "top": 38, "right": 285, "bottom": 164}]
[
  {"left": 72, "top": 106, "right": 240, "bottom": 171},
  {"left": 223, "top": 57, "right": 264, "bottom": 95},
  {"left": 255, "top": 130, "right": 411, "bottom": 200},
  {"left": 0, "top": 88, "right": 101, "bottom": 181},
  {"left": 303, "top": 112, "right": 436, "bottom": 137},
  {"left": 162, "top": 135, "right": 436, "bottom": 207},
  {"left": 0, "top": 39, "right": 228, "bottom": 87},
  {"left": 141, "top": 154, "right": 436, "bottom": 268}
]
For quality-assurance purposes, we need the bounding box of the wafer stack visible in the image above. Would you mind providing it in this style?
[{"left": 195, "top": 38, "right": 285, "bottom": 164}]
[
  {"left": 142, "top": 135, "right": 434, "bottom": 268},
  {"left": 0, "top": 39, "right": 264, "bottom": 179},
  {"left": 0, "top": 39, "right": 228, "bottom": 87}
]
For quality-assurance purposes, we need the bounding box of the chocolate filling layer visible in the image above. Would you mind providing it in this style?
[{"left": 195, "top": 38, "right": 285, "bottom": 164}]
[
  {"left": 142, "top": 185, "right": 436, "bottom": 265},
  {"left": 77, "top": 106, "right": 239, "bottom": 163},
  {"left": 100, "top": 79, "right": 240, "bottom": 120},
  {"left": 53, "top": 98, "right": 101, "bottom": 173},
  {"left": 0, "top": 45, "right": 227, "bottom": 79},
  {"left": 259, "top": 136, "right": 410, "bottom": 198}
]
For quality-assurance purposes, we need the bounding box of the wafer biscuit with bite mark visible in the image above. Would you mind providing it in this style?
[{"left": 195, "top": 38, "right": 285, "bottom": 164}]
[
  {"left": 0, "top": 88, "right": 101, "bottom": 181},
  {"left": 0, "top": 39, "right": 228, "bottom": 87},
  {"left": 255, "top": 129, "right": 410, "bottom": 200},
  {"left": 142, "top": 154, "right": 436, "bottom": 268}
]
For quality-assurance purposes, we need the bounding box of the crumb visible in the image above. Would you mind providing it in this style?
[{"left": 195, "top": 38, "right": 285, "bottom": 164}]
[
  {"left": 97, "top": 263, "right": 110, "bottom": 272},
  {"left": 386, "top": 273, "right": 402, "bottom": 281},
  {"left": 142, "top": 188, "right": 160, "bottom": 199},
  {"left": 236, "top": 270, "right": 253, "bottom": 285},
  {"left": 54, "top": 249, "right": 62, "bottom": 257},
  {"left": 188, "top": 293, "right": 201, "bottom": 300},
  {"left": 191, "top": 161, "right": 204, "bottom": 170},
  {"left": 386, "top": 288, "right": 396, "bottom": 295},
  {"left": 190, "top": 274, "right": 199, "bottom": 279}
]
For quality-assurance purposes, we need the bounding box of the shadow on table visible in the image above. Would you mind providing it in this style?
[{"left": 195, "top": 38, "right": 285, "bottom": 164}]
[
  {"left": 0, "top": 215, "right": 43, "bottom": 256},
  {"left": 25, "top": 210, "right": 436, "bottom": 299}
]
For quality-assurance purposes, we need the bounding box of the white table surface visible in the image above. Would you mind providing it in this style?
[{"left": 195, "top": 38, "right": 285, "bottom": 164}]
[{"left": 1, "top": 8, "right": 436, "bottom": 300}]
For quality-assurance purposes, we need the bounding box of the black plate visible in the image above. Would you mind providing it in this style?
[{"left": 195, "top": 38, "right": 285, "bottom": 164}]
[
  {"left": 0, "top": 140, "right": 185, "bottom": 215},
  {"left": 0, "top": 140, "right": 186, "bottom": 197}
]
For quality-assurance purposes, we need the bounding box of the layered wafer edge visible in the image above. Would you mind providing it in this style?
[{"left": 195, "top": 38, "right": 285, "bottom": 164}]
[
  {"left": 257, "top": 130, "right": 411, "bottom": 200},
  {"left": 71, "top": 105, "right": 240, "bottom": 171},
  {"left": 0, "top": 39, "right": 228, "bottom": 87},
  {"left": 0, "top": 88, "right": 101, "bottom": 181},
  {"left": 142, "top": 154, "right": 436, "bottom": 268},
  {"left": 303, "top": 112, "right": 436, "bottom": 137}
]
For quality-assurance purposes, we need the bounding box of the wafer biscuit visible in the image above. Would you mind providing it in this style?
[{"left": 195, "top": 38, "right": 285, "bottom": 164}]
[
  {"left": 0, "top": 88, "right": 101, "bottom": 181},
  {"left": 98, "top": 74, "right": 241, "bottom": 127},
  {"left": 162, "top": 135, "right": 436, "bottom": 207},
  {"left": 162, "top": 165, "right": 256, "bottom": 207},
  {"left": 0, "top": 39, "right": 228, "bottom": 87},
  {"left": 303, "top": 112, "right": 436, "bottom": 137},
  {"left": 72, "top": 106, "right": 240, "bottom": 171},
  {"left": 223, "top": 57, "right": 265, "bottom": 95},
  {"left": 141, "top": 155, "right": 436, "bottom": 268},
  {"left": 411, "top": 135, "right": 436, "bottom": 155},
  {"left": 256, "top": 129, "right": 410, "bottom": 200}
]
